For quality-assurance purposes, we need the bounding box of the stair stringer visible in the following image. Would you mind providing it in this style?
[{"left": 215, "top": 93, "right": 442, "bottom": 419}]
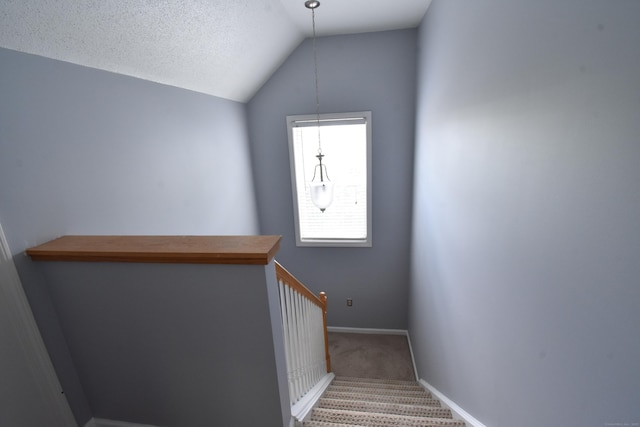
[
  {"left": 418, "top": 379, "right": 487, "bottom": 427},
  {"left": 292, "top": 372, "right": 335, "bottom": 425}
]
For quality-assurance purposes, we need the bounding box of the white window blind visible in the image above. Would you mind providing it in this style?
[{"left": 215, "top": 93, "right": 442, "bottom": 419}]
[{"left": 287, "top": 112, "right": 372, "bottom": 247}]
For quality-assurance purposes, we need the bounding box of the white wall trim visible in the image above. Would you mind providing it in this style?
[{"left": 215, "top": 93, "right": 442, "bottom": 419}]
[
  {"left": 419, "top": 379, "right": 487, "bottom": 427},
  {"left": 405, "top": 332, "right": 420, "bottom": 381},
  {"left": 327, "top": 326, "right": 409, "bottom": 336},
  {"left": 0, "top": 222, "right": 76, "bottom": 426},
  {"left": 291, "top": 372, "right": 335, "bottom": 422},
  {"left": 85, "top": 418, "right": 160, "bottom": 427}
]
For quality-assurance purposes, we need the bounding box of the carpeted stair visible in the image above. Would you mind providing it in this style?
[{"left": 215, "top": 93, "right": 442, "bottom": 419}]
[{"left": 303, "top": 377, "right": 466, "bottom": 427}]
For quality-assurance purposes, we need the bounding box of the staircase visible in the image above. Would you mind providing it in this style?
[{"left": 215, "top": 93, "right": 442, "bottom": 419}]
[{"left": 303, "top": 377, "right": 466, "bottom": 427}]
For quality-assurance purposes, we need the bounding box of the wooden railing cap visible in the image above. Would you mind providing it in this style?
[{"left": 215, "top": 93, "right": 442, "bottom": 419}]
[{"left": 26, "top": 235, "right": 282, "bottom": 265}]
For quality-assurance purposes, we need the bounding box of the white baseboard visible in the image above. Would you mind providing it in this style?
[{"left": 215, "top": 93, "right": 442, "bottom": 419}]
[
  {"left": 418, "top": 380, "right": 487, "bottom": 427},
  {"left": 327, "top": 326, "right": 408, "bottom": 336},
  {"left": 85, "top": 418, "right": 160, "bottom": 427}
]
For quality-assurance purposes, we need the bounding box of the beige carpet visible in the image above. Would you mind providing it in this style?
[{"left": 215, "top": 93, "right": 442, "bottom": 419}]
[
  {"left": 328, "top": 332, "right": 415, "bottom": 381},
  {"left": 308, "top": 333, "right": 466, "bottom": 426},
  {"left": 304, "top": 377, "right": 466, "bottom": 426}
]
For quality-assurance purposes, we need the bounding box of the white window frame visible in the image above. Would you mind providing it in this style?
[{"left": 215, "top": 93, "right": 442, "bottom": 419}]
[{"left": 286, "top": 111, "right": 372, "bottom": 247}]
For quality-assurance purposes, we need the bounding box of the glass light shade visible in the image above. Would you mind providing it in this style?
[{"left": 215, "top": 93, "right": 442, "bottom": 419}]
[{"left": 310, "top": 181, "right": 334, "bottom": 212}]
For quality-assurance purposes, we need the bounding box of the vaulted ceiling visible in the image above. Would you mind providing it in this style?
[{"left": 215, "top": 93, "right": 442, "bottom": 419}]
[{"left": 0, "top": 0, "right": 432, "bottom": 102}]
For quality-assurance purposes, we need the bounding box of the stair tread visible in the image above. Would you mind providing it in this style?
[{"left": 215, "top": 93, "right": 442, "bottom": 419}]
[
  {"left": 328, "top": 384, "right": 431, "bottom": 398},
  {"left": 303, "top": 422, "right": 368, "bottom": 427},
  {"left": 309, "top": 408, "right": 466, "bottom": 427},
  {"left": 304, "top": 376, "right": 465, "bottom": 426},
  {"left": 335, "top": 376, "right": 420, "bottom": 386},
  {"left": 323, "top": 390, "right": 441, "bottom": 407},
  {"left": 318, "top": 397, "right": 453, "bottom": 418},
  {"left": 331, "top": 379, "right": 426, "bottom": 392}
]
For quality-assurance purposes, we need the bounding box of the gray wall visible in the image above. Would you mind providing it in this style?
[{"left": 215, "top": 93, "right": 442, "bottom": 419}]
[
  {"left": 0, "top": 47, "right": 259, "bottom": 425},
  {"left": 410, "top": 1, "right": 640, "bottom": 426},
  {"left": 39, "top": 261, "right": 290, "bottom": 427},
  {"left": 248, "top": 30, "right": 417, "bottom": 329}
]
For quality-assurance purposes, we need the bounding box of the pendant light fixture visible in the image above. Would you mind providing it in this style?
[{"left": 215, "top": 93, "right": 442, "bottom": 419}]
[{"left": 305, "top": 0, "right": 334, "bottom": 213}]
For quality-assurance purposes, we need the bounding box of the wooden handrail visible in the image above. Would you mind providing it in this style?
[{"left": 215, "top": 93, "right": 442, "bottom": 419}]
[
  {"left": 275, "top": 261, "right": 323, "bottom": 308},
  {"left": 275, "top": 261, "right": 331, "bottom": 374}
]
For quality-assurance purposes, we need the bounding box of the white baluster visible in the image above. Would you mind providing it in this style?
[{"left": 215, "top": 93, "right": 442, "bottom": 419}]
[{"left": 276, "top": 267, "right": 329, "bottom": 406}]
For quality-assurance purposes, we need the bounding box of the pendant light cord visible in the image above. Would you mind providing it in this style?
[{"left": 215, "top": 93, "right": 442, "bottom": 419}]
[{"left": 311, "top": 6, "right": 322, "bottom": 155}]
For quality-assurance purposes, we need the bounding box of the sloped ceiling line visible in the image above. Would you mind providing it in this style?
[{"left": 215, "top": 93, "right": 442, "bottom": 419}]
[{"left": 0, "top": 0, "right": 431, "bottom": 102}]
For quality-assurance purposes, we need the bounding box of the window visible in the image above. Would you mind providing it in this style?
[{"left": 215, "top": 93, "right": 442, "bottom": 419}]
[{"left": 287, "top": 111, "right": 372, "bottom": 247}]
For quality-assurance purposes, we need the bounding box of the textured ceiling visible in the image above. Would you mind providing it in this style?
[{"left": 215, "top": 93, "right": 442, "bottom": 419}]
[{"left": 0, "top": 0, "right": 431, "bottom": 102}]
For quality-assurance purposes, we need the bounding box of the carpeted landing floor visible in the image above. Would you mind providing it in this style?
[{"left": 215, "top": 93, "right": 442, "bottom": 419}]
[
  {"left": 302, "top": 333, "right": 466, "bottom": 426},
  {"left": 328, "top": 332, "right": 415, "bottom": 381}
]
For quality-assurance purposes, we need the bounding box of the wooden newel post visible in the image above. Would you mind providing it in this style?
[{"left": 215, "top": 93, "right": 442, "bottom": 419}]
[{"left": 319, "top": 291, "right": 331, "bottom": 373}]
